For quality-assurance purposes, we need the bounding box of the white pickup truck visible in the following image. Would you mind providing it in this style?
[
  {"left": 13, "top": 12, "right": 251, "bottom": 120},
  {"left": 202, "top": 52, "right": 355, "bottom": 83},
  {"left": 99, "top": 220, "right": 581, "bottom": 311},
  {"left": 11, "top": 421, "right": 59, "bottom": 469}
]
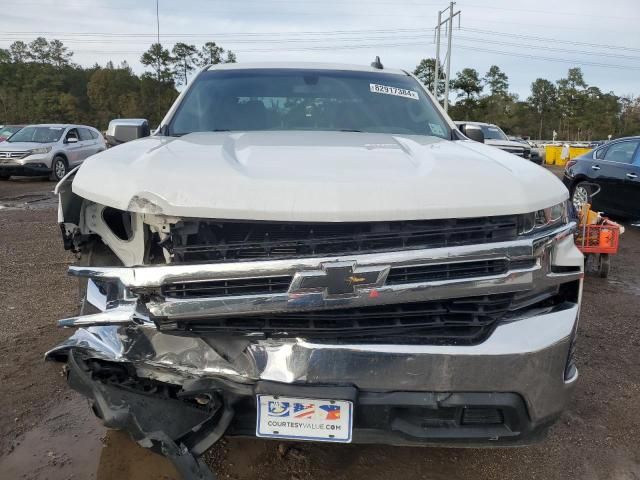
[{"left": 47, "top": 62, "right": 583, "bottom": 480}]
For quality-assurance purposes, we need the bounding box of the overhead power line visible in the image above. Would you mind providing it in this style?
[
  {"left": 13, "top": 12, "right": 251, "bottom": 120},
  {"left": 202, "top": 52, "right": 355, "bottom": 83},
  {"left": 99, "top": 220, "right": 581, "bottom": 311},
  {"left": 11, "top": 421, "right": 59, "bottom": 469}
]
[
  {"left": 454, "top": 35, "right": 640, "bottom": 61},
  {"left": 462, "top": 27, "right": 640, "bottom": 53},
  {"left": 455, "top": 45, "right": 640, "bottom": 71}
]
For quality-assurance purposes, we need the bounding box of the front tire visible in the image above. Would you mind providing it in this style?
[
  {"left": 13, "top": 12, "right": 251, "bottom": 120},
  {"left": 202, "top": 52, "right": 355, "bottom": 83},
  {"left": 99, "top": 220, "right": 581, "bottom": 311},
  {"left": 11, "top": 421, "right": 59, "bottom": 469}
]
[
  {"left": 0, "top": 174, "right": 10, "bottom": 181},
  {"left": 50, "top": 156, "right": 68, "bottom": 181}
]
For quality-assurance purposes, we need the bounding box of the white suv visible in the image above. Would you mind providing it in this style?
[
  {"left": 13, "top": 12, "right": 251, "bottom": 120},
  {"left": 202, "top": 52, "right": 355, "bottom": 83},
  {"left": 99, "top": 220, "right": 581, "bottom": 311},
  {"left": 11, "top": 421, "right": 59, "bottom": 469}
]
[{"left": 0, "top": 124, "right": 105, "bottom": 181}]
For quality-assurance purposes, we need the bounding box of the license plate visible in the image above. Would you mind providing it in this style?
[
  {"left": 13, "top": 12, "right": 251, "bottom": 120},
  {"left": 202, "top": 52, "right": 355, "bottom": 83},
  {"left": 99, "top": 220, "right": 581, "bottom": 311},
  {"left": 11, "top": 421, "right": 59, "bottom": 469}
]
[{"left": 256, "top": 395, "right": 353, "bottom": 443}]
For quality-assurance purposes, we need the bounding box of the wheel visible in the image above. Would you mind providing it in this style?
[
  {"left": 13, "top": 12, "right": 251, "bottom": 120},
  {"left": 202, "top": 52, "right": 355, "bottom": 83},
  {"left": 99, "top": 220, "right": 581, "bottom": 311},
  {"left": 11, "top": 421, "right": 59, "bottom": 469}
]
[
  {"left": 50, "top": 156, "right": 68, "bottom": 181},
  {"left": 0, "top": 174, "right": 10, "bottom": 181},
  {"left": 571, "top": 182, "right": 592, "bottom": 212},
  {"left": 598, "top": 254, "right": 610, "bottom": 278}
]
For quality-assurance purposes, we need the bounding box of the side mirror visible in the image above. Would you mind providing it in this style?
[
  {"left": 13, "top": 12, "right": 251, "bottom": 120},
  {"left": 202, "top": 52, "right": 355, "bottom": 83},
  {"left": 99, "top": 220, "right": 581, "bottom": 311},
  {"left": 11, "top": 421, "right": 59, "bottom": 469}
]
[
  {"left": 106, "top": 119, "right": 150, "bottom": 147},
  {"left": 461, "top": 125, "right": 485, "bottom": 143},
  {"left": 66, "top": 137, "right": 78, "bottom": 144}
]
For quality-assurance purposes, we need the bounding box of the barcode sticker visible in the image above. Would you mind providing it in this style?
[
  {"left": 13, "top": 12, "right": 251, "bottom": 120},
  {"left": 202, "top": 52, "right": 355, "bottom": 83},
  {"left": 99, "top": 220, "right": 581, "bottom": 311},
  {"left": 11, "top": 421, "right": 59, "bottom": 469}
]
[{"left": 369, "top": 83, "right": 419, "bottom": 100}]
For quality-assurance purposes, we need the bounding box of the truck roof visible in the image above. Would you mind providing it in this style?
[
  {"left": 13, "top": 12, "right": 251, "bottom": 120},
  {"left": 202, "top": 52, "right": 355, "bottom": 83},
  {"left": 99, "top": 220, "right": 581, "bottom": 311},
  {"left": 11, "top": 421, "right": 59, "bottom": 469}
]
[{"left": 206, "top": 61, "right": 408, "bottom": 76}]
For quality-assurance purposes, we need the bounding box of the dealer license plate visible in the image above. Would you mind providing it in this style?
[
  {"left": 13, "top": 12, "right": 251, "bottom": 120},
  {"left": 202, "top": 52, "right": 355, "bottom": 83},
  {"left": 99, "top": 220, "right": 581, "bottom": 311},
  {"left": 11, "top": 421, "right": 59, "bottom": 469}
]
[{"left": 256, "top": 395, "right": 353, "bottom": 443}]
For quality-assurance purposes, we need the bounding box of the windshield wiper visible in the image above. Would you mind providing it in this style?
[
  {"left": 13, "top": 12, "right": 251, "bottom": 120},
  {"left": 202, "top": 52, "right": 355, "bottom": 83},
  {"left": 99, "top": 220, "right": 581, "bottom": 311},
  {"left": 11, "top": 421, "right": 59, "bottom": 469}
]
[{"left": 338, "top": 129, "right": 363, "bottom": 133}]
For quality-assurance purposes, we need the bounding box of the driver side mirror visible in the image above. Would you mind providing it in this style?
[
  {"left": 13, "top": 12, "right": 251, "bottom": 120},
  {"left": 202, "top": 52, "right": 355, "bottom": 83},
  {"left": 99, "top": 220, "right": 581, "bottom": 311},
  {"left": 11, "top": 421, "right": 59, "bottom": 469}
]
[
  {"left": 106, "top": 119, "right": 150, "bottom": 147},
  {"left": 66, "top": 137, "right": 78, "bottom": 144},
  {"left": 460, "top": 124, "right": 485, "bottom": 143}
]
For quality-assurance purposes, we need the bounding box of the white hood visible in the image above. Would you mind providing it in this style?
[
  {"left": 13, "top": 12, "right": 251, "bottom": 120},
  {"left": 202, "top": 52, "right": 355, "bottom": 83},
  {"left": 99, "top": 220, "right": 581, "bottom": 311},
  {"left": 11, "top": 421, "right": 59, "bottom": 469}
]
[{"left": 71, "top": 131, "right": 567, "bottom": 222}]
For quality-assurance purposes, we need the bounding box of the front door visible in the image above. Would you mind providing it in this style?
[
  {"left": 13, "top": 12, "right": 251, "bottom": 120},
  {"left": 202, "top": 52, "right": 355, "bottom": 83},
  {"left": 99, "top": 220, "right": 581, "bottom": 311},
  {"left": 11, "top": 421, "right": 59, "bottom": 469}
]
[{"left": 64, "top": 128, "right": 84, "bottom": 166}]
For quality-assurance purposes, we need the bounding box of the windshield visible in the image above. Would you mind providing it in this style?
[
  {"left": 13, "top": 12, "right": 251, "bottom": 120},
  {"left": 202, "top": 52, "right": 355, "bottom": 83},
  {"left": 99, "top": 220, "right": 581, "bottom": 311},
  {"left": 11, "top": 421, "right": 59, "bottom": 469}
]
[
  {"left": 0, "top": 127, "right": 21, "bottom": 139},
  {"left": 169, "top": 69, "right": 450, "bottom": 139},
  {"left": 8, "top": 126, "right": 64, "bottom": 143},
  {"left": 480, "top": 125, "right": 509, "bottom": 141}
]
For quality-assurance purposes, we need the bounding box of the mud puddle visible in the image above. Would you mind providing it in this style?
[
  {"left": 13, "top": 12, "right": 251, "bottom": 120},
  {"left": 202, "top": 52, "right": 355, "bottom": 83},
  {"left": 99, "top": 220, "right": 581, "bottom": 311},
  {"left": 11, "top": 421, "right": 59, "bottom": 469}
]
[
  {"left": 0, "top": 393, "right": 179, "bottom": 480},
  {"left": 0, "top": 192, "right": 57, "bottom": 210}
]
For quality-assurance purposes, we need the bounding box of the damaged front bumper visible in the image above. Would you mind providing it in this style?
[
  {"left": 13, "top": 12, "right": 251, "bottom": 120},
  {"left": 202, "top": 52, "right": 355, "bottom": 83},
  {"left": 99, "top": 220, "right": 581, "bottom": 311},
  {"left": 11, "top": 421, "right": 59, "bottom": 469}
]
[{"left": 47, "top": 302, "right": 580, "bottom": 478}]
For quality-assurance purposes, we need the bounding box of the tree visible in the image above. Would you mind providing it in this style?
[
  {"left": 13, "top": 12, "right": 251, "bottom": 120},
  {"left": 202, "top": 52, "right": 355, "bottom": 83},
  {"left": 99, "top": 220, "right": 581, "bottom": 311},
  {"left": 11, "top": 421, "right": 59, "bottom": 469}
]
[
  {"left": 140, "top": 43, "right": 174, "bottom": 83},
  {"left": 528, "top": 78, "right": 557, "bottom": 140},
  {"left": 224, "top": 50, "right": 237, "bottom": 63},
  {"left": 453, "top": 68, "right": 483, "bottom": 101},
  {"left": 484, "top": 65, "right": 509, "bottom": 97},
  {"left": 171, "top": 42, "right": 198, "bottom": 86},
  {"left": 197, "top": 42, "right": 225, "bottom": 66},
  {"left": 48, "top": 39, "right": 73, "bottom": 67},
  {"left": 556, "top": 67, "right": 587, "bottom": 139},
  {"left": 0, "top": 49, "right": 10, "bottom": 64},
  {"left": 9, "top": 41, "right": 29, "bottom": 62},
  {"left": 29, "top": 37, "right": 50, "bottom": 64},
  {"left": 451, "top": 68, "right": 483, "bottom": 119},
  {"left": 413, "top": 58, "right": 445, "bottom": 98}
]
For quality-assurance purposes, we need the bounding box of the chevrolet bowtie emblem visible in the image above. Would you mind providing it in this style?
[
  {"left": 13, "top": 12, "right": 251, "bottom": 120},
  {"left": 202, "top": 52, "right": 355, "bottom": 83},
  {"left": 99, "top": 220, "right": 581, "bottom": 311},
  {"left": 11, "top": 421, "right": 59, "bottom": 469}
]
[{"left": 290, "top": 261, "right": 390, "bottom": 298}]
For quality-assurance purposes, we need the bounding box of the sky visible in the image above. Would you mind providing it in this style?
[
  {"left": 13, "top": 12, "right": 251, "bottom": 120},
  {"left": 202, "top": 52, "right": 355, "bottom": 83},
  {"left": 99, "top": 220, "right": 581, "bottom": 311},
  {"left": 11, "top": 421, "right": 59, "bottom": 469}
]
[{"left": 1, "top": 0, "right": 639, "bottom": 99}]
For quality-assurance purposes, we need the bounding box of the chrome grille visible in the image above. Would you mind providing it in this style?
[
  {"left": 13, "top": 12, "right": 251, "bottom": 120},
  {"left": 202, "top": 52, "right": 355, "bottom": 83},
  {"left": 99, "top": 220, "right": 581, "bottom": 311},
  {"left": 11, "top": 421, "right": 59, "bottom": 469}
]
[
  {"left": 0, "top": 151, "right": 28, "bottom": 160},
  {"left": 169, "top": 216, "right": 520, "bottom": 263}
]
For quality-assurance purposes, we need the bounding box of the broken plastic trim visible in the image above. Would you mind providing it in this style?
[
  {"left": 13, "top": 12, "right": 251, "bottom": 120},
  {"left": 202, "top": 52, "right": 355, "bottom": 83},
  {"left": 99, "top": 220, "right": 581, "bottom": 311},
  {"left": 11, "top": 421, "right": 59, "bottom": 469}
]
[{"left": 66, "top": 351, "right": 227, "bottom": 480}]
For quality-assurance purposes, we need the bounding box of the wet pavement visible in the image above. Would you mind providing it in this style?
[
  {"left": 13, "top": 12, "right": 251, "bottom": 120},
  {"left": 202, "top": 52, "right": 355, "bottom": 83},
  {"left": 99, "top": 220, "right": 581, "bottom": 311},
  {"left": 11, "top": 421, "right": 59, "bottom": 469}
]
[{"left": 0, "top": 176, "right": 638, "bottom": 480}]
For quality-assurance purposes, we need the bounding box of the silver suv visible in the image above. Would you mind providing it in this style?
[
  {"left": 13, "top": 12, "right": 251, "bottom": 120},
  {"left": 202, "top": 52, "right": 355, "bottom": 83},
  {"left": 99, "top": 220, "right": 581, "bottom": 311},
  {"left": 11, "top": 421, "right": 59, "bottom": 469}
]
[{"left": 0, "top": 124, "right": 105, "bottom": 181}]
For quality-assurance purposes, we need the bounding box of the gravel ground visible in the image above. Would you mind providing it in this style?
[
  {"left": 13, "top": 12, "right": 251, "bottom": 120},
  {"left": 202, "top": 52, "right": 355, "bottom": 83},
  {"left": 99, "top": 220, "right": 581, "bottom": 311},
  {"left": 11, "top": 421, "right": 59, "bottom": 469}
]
[{"left": 0, "top": 177, "right": 638, "bottom": 480}]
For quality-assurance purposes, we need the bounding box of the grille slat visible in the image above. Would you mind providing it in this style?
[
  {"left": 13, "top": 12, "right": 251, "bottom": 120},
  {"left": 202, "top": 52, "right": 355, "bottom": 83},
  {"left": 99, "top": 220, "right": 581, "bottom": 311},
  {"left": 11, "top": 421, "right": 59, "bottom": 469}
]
[
  {"left": 162, "top": 276, "right": 292, "bottom": 298},
  {"left": 170, "top": 217, "right": 520, "bottom": 263},
  {"left": 387, "top": 260, "right": 510, "bottom": 285},
  {"left": 165, "top": 294, "right": 515, "bottom": 345}
]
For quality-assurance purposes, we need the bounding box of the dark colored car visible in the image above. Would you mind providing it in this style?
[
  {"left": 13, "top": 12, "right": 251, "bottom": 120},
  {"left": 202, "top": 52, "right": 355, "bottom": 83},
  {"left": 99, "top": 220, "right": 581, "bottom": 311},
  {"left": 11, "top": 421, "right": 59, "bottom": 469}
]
[
  {"left": 563, "top": 136, "right": 640, "bottom": 218},
  {"left": 0, "top": 125, "right": 25, "bottom": 142}
]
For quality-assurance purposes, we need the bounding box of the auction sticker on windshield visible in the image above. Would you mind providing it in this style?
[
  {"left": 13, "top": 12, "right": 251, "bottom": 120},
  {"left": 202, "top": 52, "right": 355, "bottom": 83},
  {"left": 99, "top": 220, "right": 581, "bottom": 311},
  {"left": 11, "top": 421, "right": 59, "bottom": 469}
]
[
  {"left": 370, "top": 83, "right": 419, "bottom": 100},
  {"left": 256, "top": 395, "right": 353, "bottom": 443}
]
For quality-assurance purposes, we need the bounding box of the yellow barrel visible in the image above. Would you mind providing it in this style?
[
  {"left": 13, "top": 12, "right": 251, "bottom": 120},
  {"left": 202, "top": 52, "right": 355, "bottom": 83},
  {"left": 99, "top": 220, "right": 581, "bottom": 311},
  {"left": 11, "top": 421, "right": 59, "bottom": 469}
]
[
  {"left": 569, "top": 147, "right": 592, "bottom": 159},
  {"left": 544, "top": 145, "right": 562, "bottom": 165}
]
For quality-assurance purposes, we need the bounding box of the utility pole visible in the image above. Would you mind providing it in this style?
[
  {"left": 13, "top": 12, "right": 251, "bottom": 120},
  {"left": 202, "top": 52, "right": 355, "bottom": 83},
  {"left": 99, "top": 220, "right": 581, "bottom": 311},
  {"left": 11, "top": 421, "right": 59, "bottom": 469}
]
[
  {"left": 433, "top": 9, "right": 442, "bottom": 98},
  {"left": 156, "top": 0, "right": 160, "bottom": 44},
  {"left": 433, "top": 2, "right": 461, "bottom": 112}
]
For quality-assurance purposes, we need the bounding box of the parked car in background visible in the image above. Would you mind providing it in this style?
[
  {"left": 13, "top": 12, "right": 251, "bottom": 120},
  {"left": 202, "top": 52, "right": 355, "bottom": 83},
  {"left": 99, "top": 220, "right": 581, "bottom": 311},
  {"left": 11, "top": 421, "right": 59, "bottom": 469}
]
[
  {"left": 455, "top": 121, "right": 531, "bottom": 160},
  {"left": 0, "top": 124, "right": 106, "bottom": 181},
  {"left": 563, "top": 136, "right": 640, "bottom": 218},
  {"left": 0, "top": 124, "right": 25, "bottom": 142},
  {"left": 509, "top": 136, "right": 542, "bottom": 164}
]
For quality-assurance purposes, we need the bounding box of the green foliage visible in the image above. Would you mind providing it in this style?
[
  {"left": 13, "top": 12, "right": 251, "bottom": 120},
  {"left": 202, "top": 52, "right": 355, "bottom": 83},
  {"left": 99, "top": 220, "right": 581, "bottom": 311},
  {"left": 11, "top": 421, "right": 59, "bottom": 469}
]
[
  {"left": 0, "top": 37, "right": 238, "bottom": 130},
  {"left": 172, "top": 43, "right": 198, "bottom": 86},
  {"left": 484, "top": 65, "right": 509, "bottom": 97},
  {"left": 413, "top": 58, "right": 445, "bottom": 98},
  {"left": 140, "top": 43, "right": 174, "bottom": 83},
  {"left": 424, "top": 60, "right": 635, "bottom": 140}
]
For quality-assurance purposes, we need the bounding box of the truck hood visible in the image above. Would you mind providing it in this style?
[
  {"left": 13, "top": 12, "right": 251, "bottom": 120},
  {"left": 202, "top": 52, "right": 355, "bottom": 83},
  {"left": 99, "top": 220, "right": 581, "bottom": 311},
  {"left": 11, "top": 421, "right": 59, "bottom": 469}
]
[{"left": 71, "top": 131, "right": 567, "bottom": 222}]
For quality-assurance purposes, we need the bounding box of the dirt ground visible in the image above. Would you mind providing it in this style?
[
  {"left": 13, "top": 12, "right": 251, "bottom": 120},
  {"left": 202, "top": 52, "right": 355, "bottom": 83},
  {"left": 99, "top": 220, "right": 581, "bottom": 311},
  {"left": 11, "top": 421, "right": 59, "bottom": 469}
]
[{"left": 0, "top": 175, "right": 638, "bottom": 480}]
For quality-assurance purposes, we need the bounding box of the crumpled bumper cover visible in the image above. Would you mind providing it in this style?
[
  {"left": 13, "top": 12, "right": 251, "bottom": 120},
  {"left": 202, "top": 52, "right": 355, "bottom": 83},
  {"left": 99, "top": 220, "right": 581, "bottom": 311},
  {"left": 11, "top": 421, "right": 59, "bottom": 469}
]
[
  {"left": 47, "top": 302, "right": 579, "bottom": 424},
  {"left": 47, "top": 299, "right": 579, "bottom": 480}
]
